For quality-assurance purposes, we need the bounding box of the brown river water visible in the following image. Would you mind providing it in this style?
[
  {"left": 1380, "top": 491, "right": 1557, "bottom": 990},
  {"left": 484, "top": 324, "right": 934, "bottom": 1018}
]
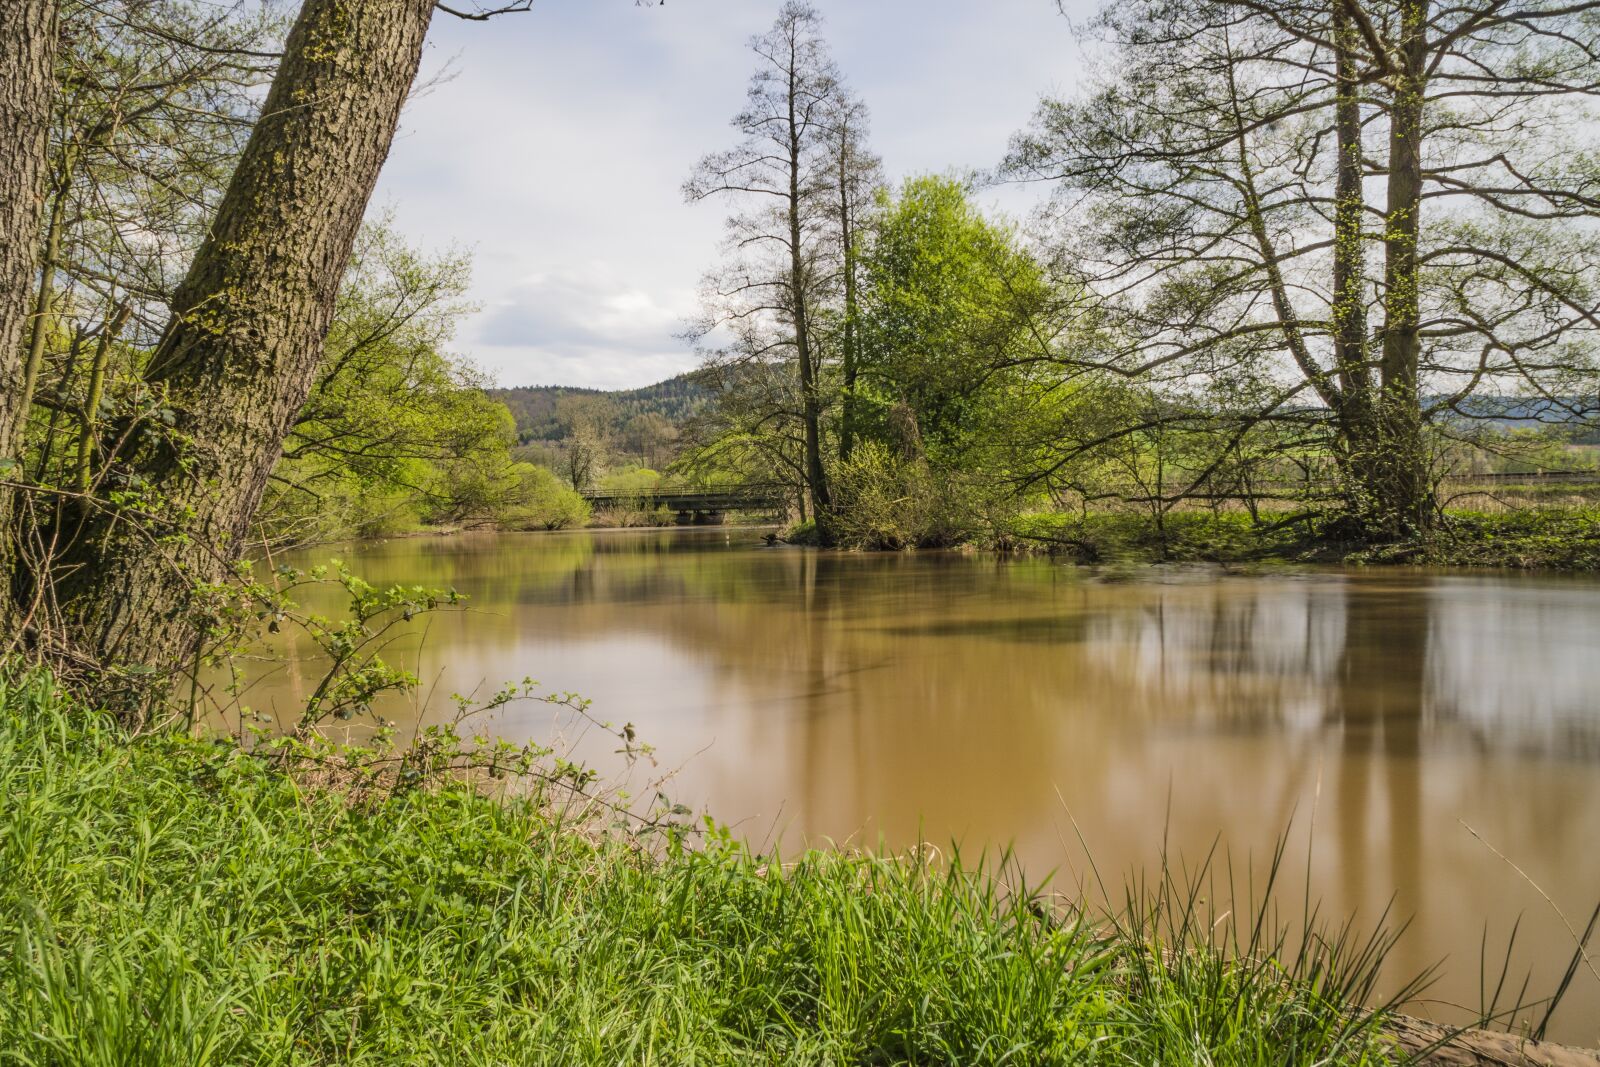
[{"left": 238, "top": 527, "right": 1600, "bottom": 1044}]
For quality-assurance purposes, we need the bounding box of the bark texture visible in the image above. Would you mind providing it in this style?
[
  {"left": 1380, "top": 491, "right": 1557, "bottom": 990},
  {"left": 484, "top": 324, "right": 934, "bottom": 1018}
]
[
  {"left": 1331, "top": 0, "right": 1379, "bottom": 515},
  {"left": 58, "top": 0, "right": 436, "bottom": 699},
  {"left": 0, "top": 1, "right": 57, "bottom": 459},
  {"left": 0, "top": 0, "right": 59, "bottom": 635}
]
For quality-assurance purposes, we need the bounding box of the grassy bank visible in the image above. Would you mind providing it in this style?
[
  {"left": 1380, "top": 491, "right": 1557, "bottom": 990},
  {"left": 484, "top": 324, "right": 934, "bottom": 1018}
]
[
  {"left": 1000, "top": 508, "right": 1600, "bottom": 571},
  {"left": 0, "top": 670, "right": 1430, "bottom": 1065}
]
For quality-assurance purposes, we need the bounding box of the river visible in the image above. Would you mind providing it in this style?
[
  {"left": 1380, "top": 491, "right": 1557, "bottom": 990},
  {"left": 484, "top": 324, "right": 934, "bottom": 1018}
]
[{"left": 241, "top": 527, "right": 1600, "bottom": 1044}]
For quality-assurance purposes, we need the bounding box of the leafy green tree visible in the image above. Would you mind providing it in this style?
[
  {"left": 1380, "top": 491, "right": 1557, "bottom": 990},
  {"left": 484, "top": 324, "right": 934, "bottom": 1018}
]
[
  {"left": 498, "top": 463, "right": 590, "bottom": 531},
  {"left": 857, "top": 176, "right": 1053, "bottom": 471}
]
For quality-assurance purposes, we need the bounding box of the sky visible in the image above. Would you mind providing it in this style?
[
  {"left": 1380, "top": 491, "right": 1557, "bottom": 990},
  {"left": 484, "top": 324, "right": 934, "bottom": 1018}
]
[{"left": 373, "top": 1, "right": 1099, "bottom": 390}]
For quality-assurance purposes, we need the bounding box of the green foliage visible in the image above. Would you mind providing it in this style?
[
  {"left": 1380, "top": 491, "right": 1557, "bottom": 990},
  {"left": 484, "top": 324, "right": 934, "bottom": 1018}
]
[
  {"left": 582, "top": 467, "right": 668, "bottom": 527},
  {"left": 683, "top": 176, "right": 1074, "bottom": 538},
  {"left": 1348, "top": 507, "right": 1600, "bottom": 571},
  {"left": 595, "top": 466, "right": 664, "bottom": 494},
  {"left": 1001, "top": 504, "right": 1600, "bottom": 572},
  {"left": 1005, "top": 510, "right": 1312, "bottom": 563},
  {"left": 256, "top": 222, "right": 523, "bottom": 542},
  {"left": 830, "top": 442, "right": 993, "bottom": 550},
  {"left": 497, "top": 464, "right": 591, "bottom": 531},
  {"left": 0, "top": 670, "right": 1408, "bottom": 1065},
  {"left": 1474, "top": 430, "right": 1600, "bottom": 476},
  {"left": 856, "top": 176, "right": 1055, "bottom": 470},
  {"left": 783, "top": 519, "right": 821, "bottom": 545}
]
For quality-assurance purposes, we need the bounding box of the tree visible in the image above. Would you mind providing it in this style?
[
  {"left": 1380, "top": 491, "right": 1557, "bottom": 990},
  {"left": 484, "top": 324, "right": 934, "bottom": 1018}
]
[
  {"left": 805, "top": 176, "right": 1062, "bottom": 547},
  {"left": 822, "top": 90, "right": 881, "bottom": 464},
  {"left": 686, "top": 1, "right": 847, "bottom": 539},
  {"left": 1005, "top": 0, "right": 1600, "bottom": 538},
  {"left": 556, "top": 394, "right": 613, "bottom": 491},
  {"left": 497, "top": 463, "right": 590, "bottom": 531},
  {"left": 261, "top": 222, "right": 517, "bottom": 543},
  {"left": 51, "top": 0, "right": 441, "bottom": 708},
  {"left": 0, "top": 0, "right": 58, "bottom": 450},
  {"left": 621, "top": 411, "right": 678, "bottom": 468},
  {"left": 857, "top": 176, "right": 1053, "bottom": 470},
  {"left": 678, "top": 359, "right": 814, "bottom": 519},
  {"left": 0, "top": 1, "right": 60, "bottom": 634}
]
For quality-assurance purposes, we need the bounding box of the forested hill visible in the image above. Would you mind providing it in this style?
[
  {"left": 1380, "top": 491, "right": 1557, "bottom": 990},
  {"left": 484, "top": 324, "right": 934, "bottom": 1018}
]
[{"left": 489, "top": 373, "right": 707, "bottom": 443}]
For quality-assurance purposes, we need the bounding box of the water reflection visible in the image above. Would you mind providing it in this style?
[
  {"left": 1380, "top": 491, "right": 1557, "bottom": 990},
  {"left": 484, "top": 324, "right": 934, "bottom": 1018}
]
[{"left": 244, "top": 530, "right": 1600, "bottom": 1044}]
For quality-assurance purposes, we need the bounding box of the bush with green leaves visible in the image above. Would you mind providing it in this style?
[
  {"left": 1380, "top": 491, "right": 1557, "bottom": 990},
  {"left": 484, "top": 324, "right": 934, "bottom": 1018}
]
[
  {"left": 497, "top": 463, "right": 591, "bottom": 531},
  {"left": 829, "top": 441, "right": 1009, "bottom": 550}
]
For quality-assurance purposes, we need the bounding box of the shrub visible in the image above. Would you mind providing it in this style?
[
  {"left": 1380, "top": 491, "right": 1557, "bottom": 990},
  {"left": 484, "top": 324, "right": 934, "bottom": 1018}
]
[
  {"left": 830, "top": 442, "right": 992, "bottom": 549},
  {"left": 498, "top": 463, "right": 591, "bottom": 530}
]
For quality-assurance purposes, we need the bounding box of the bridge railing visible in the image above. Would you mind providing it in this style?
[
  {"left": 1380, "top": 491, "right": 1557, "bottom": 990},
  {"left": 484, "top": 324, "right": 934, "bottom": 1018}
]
[
  {"left": 577, "top": 484, "right": 788, "bottom": 509},
  {"left": 578, "top": 484, "right": 785, "bottom": 500}
]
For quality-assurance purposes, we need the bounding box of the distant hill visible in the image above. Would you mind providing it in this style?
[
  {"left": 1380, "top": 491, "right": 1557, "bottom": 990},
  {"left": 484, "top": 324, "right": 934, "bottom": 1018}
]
[{"left": 489, "top": 373, "right": 708, "bottom": 443}]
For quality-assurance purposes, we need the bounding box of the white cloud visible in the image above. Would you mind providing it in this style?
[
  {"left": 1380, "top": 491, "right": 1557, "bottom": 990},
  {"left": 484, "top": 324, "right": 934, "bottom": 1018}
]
[
  {"left": 373, "top": 0, "right": 1094, "bottom": 389},
  {"left": 471, "top": 263, "right": 698, "bottom": 389}
]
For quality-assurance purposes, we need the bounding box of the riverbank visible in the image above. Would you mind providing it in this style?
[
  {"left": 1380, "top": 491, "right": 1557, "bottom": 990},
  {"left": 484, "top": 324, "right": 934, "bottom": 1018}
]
[
  {"left": 338, "top": 498, "right": 1600, "bottom": 573},
  {"left": 9, "top": 668, "right": 1591, "bottom": 1065},
  {"left": 991, "top": 507, "right": 1600, "bottom": 571}
]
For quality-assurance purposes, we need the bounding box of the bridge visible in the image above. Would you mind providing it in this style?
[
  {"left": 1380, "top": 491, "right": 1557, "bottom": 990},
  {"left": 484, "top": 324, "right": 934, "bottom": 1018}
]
[{"left": 578, "top": 484, "right": 787, "bottom": 524}]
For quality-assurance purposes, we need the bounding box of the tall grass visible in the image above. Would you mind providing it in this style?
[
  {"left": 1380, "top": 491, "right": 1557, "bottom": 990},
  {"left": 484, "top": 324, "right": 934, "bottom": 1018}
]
[{"left": 0, "top": 669, "right": 1414, "bottom": 1065}]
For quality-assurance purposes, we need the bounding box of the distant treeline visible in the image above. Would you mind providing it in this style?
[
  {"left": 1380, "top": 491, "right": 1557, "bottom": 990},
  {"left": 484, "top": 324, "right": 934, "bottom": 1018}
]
[{"left": 491, "top": 374, "right": 707, "bottom": 444}]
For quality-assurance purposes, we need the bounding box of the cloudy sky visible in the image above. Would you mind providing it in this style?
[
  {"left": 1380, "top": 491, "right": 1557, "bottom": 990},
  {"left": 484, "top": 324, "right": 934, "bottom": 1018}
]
[{"left": 373, "top": 1, "right": 1098, "bottom": 390}]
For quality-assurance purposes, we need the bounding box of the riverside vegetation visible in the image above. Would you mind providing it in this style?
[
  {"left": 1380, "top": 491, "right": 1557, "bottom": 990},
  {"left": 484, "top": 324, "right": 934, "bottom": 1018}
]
[
  {"left": 0, "top": 668, "right": 1549, "bottom": 1066},
  {"left": 1, "top": 0, "right": 1599, "bottom": 1063}
]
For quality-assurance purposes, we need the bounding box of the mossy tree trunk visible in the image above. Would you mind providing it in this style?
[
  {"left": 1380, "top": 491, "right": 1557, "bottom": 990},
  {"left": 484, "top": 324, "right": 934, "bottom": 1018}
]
[
  {"left": 56, "top": 0, "right": 436, "bottom": 709},
  {"left": 1371, "top": 0, "right": 1432, "bottom": 537},
  {"left": 1330, "top": 0, "right": 1380, "bottom": 526}
]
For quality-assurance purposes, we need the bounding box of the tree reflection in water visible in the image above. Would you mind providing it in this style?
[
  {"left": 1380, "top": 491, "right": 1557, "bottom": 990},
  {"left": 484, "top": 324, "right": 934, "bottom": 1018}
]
[{"left": 243, "top": 530, "right": 1600, "bottom": 1043}]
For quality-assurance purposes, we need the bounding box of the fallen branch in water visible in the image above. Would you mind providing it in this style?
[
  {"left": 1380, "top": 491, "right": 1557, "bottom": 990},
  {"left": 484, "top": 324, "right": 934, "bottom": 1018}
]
[{"left": 1391, "top": 1014, "right": 1600, "bottom": 1067}]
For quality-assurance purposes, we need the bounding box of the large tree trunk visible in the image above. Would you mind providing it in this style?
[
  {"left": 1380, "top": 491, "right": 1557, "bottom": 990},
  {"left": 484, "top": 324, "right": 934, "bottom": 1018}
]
[
  {"left": 0, "top": 0, "right": 59, "bottom": 639},
  {"left": 1371, "top": 0, "right": 1432, "bottom": 536},
  {"left": 56, "top": 0, "right": 436, "bottom": 712},
  {"left": 1331, "top": 0, "right": 1380, "bottom": 522}
]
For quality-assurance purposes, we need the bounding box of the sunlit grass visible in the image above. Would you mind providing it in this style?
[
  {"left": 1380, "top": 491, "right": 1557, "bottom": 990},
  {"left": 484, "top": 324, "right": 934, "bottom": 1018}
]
[{"left": 0, "top": 668, "right": 1414, "bottom": 1065}]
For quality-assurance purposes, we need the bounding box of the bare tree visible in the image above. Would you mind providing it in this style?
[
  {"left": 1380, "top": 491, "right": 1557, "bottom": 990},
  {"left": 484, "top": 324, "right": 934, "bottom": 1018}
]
[
  {"left": 685, "top": 1, "right": 845, "bottom": 539},
  {"left": 556, "top": 394, "right": 613, "bottom": 490},
  {"left": 622, "top": 411, "right": 678, "bottom": 468},
  {"left": 823, "top": 90, "right": 881, "bottom": 464},
  {"left": 1006, "top": 0, "right": 1600, "bottom": 537}
]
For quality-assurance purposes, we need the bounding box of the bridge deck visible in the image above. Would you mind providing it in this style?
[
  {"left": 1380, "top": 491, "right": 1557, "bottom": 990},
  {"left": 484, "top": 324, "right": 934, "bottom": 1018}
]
[{"left": 578, "top": 485, "right": 786, "bottom": 512}]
